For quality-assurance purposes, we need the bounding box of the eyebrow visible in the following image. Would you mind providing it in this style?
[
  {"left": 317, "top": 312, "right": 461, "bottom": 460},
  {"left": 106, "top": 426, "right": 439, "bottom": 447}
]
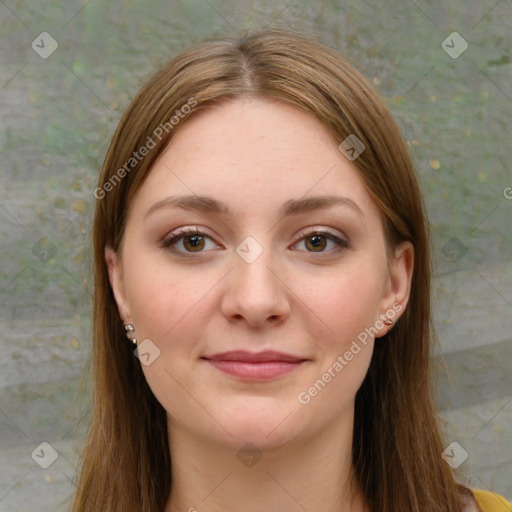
[{"left": 144, "top": 193, "right": 363, "bottom": 220}]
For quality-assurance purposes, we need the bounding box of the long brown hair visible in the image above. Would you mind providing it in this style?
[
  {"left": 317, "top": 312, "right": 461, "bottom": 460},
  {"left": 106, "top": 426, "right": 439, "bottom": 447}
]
[{"left": 73, "top": 29, "right": 465, "bottom": 511}]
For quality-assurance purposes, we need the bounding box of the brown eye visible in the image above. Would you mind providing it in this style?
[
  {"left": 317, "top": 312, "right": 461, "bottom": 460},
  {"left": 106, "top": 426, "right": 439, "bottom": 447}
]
[
  {"left": 161, "top": 228, "right": 216, "bottom": 254},
  {"left": 294, "top": 230, "right": 348, "bottom": 254},
  {"left": 182, "top": 234, "right": 205, "bottom": 252},
  {"left": 305, "top": 234, "right": 327, "bottom": 252}
]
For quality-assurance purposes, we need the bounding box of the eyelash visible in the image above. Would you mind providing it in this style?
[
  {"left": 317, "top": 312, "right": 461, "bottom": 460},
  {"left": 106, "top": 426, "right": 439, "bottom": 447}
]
[{"left": 160, "top": 227, "right": 349, "bottom": 255}]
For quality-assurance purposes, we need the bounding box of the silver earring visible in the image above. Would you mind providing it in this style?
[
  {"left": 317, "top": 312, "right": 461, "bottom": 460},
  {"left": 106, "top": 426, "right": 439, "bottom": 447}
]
[
  {"left": 124, "top": 324, "right": 137, "bottom": 345},
  {"left": 383, "top": 319, "right": 394, "bottom": 326}
]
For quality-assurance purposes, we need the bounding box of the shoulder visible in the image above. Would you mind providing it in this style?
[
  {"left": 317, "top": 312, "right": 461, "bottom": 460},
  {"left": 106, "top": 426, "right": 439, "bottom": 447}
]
[{"left": 471, "top": 489, "right": 512, "bottom": 512}]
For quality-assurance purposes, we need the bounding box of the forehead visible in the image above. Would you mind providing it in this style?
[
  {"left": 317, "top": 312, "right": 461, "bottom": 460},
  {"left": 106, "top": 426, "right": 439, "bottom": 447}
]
[{"left": 129, "top": 98, "right": 381, "bottom": 223}]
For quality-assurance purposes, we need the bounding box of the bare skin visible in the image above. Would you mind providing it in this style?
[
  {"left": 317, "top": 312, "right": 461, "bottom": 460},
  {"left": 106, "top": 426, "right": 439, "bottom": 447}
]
[{"left": 106, "top": 98, "right": 414, "bottom": 512}]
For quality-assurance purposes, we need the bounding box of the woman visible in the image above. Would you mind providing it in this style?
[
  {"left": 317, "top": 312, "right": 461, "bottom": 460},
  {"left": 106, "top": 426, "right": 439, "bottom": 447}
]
[{"left": 73, "top": 29, "right": 511, "bottom": 512}]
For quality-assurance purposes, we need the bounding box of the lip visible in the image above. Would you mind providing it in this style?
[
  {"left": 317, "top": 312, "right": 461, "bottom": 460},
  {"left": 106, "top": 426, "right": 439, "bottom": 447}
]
[{"left": 202, "top": 350, "right": 308, "bottom": 381}]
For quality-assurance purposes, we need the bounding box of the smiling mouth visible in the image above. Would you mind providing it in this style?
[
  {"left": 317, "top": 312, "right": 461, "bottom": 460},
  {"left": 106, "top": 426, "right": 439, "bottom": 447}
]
[{"left": 201, "top": 350, "right": 309, "bottom": 381}]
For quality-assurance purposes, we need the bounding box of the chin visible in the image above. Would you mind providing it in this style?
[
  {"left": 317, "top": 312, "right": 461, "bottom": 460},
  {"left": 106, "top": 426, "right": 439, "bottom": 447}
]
[
  {"left": 223, "top": 426, "right": 298, "bottom": 454},
  {"left": 214, "top": 404, "right": 304, "bottom": 450}
]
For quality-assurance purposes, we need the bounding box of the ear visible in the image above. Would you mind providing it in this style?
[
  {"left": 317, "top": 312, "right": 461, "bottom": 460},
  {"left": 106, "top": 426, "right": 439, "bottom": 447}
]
[
  {"left": 376, "top": 241, "right": 414, "bottom": 337},
  {"left": 105, "top": 246, "right": 132, "bottom": 324}
]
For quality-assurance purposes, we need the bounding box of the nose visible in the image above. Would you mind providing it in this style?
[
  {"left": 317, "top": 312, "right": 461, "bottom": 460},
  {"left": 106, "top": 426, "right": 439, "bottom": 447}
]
[{"left": 220, "top": 241, "right": 291, "bottom": 328}]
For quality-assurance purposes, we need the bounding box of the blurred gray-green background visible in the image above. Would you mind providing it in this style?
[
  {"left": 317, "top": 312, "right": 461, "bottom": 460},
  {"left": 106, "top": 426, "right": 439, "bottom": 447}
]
[{"left": 0, "top": 1, "right": 511, "bottom": 510}]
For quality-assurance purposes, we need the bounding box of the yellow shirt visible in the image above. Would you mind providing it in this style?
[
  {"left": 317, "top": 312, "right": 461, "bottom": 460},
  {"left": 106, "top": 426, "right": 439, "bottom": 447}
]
[{"left": 473, "top": 489, "right": 512, "bottom": 512}]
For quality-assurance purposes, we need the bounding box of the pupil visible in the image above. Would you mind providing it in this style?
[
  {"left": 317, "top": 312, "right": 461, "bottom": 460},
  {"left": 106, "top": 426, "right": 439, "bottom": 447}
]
[
  {"left": 307, "top": 235, "right": 326, "bottom": 252},
  {"left": 189, "top": 235, "right": 201, "bottom": 246},
  {"left": 185, "top": 235, "right": 204, "bottom": 251}
]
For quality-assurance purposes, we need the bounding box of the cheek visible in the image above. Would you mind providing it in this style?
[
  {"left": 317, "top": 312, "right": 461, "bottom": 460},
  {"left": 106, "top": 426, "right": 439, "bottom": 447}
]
[
  {"left": 292, "top": 269, "right": 380, "bottom": 419},
  {"left": 122, "top": 250, "right": 214, "bottom": 341},
  {"left": 298, "top": 263, "right": 384, "bottom": 345}
]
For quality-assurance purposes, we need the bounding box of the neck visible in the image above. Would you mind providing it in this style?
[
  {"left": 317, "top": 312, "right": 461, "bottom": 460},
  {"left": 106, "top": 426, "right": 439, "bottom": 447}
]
[{"left": 164, "top": 409, "right": 368, "bottom": 512}]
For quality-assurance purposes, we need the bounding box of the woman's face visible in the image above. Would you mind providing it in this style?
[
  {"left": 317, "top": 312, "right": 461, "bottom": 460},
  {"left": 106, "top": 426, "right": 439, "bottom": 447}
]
[{"left": 106, "top": 98, "right": 412, "bottom": 450}]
